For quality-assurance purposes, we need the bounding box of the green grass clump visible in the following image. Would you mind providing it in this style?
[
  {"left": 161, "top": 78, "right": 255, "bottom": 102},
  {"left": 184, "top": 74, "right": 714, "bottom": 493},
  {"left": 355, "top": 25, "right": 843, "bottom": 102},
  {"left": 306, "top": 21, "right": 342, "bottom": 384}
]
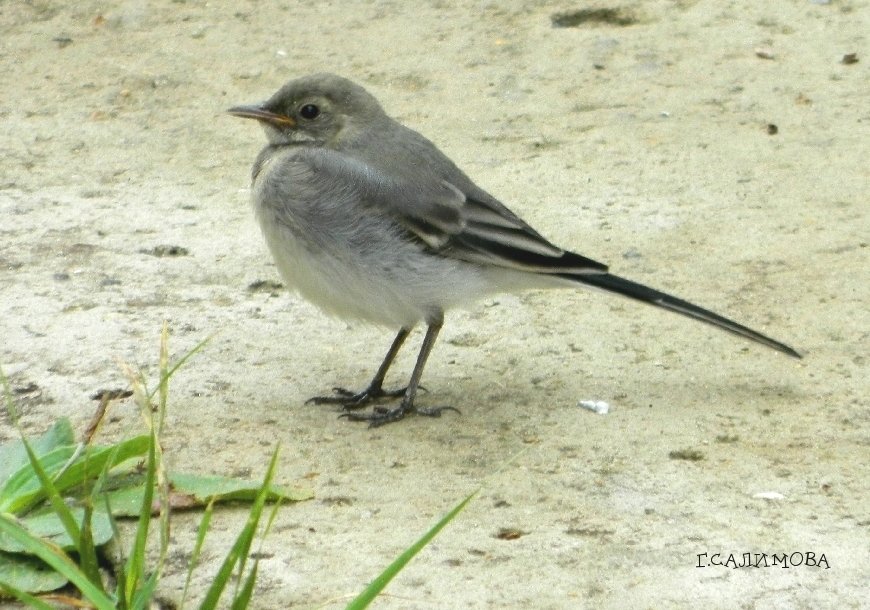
[{"left": 0, "top": 325, "right": 306, "bottom": 608}]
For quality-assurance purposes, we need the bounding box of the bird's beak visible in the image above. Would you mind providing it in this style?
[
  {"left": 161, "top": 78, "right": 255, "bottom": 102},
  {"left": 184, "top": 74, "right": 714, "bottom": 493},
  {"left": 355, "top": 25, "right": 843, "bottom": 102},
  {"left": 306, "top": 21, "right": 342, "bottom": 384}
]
[{"left": 227, "top": 104, "right": 297, "bottom": 128}]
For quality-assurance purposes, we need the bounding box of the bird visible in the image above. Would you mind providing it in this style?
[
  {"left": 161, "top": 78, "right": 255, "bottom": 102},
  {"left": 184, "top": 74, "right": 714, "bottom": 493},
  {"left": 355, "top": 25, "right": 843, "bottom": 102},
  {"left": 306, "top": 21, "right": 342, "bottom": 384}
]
[{"left": 228, "top": 73, "right": 801, "bottom": 427}]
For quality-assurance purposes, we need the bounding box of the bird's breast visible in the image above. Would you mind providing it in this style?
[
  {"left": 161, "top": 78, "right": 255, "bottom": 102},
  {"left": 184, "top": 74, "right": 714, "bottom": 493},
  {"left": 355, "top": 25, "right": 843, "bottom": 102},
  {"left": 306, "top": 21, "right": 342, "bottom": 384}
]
[{"left": 248, "top": 147, "right": 436, "bottom": 327}]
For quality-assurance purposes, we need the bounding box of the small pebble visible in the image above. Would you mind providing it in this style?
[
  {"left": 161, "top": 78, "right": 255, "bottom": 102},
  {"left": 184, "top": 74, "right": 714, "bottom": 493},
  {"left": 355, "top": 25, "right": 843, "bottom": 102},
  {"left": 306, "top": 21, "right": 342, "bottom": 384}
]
[{"left": 578, "top": 400, "right": 610, "bottom": 415}]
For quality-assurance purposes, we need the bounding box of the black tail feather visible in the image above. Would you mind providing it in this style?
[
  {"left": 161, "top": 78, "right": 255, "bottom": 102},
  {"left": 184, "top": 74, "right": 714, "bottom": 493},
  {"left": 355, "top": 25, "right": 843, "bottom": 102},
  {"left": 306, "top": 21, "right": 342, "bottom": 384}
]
[{"left": 564, "top": 273, "right": 802, "bottom": 358}]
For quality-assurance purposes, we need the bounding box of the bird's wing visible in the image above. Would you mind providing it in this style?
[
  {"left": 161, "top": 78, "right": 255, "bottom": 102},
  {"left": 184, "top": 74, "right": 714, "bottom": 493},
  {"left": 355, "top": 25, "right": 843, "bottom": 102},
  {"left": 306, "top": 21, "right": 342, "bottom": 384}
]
[{"left": 304, "top": 147, "right": 607, "bottom": 275}]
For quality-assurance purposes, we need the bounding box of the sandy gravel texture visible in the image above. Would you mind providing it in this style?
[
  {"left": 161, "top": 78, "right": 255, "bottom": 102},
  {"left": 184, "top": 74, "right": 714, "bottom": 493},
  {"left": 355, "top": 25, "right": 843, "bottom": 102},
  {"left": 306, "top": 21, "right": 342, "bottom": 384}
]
[{"left": 1, "top": 1, "right": 867, "bottom": 608}]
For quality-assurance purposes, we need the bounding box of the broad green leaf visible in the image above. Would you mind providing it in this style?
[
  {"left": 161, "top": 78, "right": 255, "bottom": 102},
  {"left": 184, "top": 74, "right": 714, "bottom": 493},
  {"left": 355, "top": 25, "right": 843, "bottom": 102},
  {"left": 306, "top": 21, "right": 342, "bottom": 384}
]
[
  {"left": 0, "top": 514, "right": 116, "bottom": 610},
  {"left": 102, "top": 472, "right": 311, "bottom": 517},
  {"left": 0, "top": 419, "right": 75, "bottom": 484},
  {"left": 0, "top": 551, "right": 69, "bottom": 593},
  {"left": 0, "top": 436, "right": 149, "bottom": 515},
  {"left": 0, "top": 577, "right": 58, "bottom": 609},
  {"left": 170, "top": 472, "right": 311, "bottom": 503},
  {"left": 50, "top": 436, "right": 150, "bottom": 497},
  {"left": 0, "top": 508, "right": 113, "bottom": 553},
  {"left": 0, "top": 446, "right": 78, "bottom": 513}
]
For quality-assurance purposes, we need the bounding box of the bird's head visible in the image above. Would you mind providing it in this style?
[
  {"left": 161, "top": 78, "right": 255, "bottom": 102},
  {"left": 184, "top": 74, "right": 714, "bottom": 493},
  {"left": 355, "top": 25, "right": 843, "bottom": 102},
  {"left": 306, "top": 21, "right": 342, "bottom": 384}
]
[{"left": 228, "top": 73, "right": 386, "bottom": 147}]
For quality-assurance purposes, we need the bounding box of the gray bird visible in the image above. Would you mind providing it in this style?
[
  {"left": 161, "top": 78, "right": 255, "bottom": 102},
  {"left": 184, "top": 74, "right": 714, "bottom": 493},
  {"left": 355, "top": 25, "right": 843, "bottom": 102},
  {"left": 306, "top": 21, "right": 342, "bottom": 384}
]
[{"left": 229, "top": 73, "right": 800, "bottom": 427}]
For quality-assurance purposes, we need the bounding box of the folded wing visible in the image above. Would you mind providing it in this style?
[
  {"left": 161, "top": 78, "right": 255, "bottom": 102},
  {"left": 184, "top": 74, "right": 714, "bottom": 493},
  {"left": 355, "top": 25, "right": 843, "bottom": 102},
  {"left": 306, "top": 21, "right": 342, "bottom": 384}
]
[{"left": 303, "top": 147, "right": 607, "bottom": 275}]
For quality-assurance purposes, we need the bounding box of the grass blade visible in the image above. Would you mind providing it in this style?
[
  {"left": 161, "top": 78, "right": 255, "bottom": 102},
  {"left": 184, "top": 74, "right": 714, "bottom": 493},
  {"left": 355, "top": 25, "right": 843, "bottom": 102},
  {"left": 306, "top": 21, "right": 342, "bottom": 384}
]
[
  {"left": 19, "top": 438, "right": 82, "bottom": 560},
  {"left": 155, "top": 335, "right": 212, "bottom": 402},
  {"left": 229, "top": 492, "right": 283, "bottom": 609},
  {"left": 130, "top": 570, "right": 160, "bottom": 610},
  {"left": 103, "top": 492, "right": 130, "bottom": 605},
  {"left": 157, "top": 323, "right": 170, "bottom": 431},
  {"left": 180, "top": 498, "right": 215, "bottom": 609},
  {"left": 199, "top": 447, "right": 280, "bottom": 610},
  {"left": 154, "top": 328, "right": 173, "bottom": 577},
  {"left": 76, "top": 500, "right": 102, "bottom": 588},
  {"left": 230, "top": 561, "right": 258, "bottom": 610},
  {"left": 123, "top": 427, "right": 158, "bottom": 606},
  {"left": 345, "top": 490, "right": 478, "bottom": 610}
]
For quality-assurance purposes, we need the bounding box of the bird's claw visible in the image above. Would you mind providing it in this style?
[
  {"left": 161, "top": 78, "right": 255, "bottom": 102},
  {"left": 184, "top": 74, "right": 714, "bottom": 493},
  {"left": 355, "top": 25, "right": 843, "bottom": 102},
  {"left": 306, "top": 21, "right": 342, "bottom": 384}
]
[
  {"left": 339, "top": 404, "right": 460, "bottom": 428},
  {"left": 305, "top": 384, "right": 407, "bottom": 409}
]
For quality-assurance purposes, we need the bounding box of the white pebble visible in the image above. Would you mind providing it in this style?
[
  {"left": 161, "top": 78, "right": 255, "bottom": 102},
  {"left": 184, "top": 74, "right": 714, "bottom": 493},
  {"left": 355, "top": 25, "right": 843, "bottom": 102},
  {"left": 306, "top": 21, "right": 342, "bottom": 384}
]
[{"left": 578, "top": 400, "right": 610, "bottom": 415}]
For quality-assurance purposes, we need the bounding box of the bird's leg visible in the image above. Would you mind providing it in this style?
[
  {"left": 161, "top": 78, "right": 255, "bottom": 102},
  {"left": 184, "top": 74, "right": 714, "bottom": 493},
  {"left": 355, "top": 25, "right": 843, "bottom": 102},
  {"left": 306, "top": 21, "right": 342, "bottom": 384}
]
[
  {"left": 306, "top": 327, "right": 411, "bottom": 409},
  {"left": 341, "top": 315, "right": 459, "bottom": 427}
]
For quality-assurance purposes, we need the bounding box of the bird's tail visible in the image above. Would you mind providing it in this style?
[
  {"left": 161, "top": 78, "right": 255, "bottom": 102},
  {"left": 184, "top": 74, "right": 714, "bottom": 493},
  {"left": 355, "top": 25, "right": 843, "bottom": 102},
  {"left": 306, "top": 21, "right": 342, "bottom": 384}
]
[{"left": 562, "top": 272, "right": 802, "bottom": 358}]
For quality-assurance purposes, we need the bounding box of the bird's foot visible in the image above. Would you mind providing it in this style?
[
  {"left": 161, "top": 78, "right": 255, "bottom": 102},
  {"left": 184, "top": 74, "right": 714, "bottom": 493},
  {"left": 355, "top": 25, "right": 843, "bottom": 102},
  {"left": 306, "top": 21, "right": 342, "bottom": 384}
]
[
  {"left": 305, "top": 384, "right": 406, "bottom": 410},
  {"left": 339, "top": 402, "right": 460, "bottom": 428}
]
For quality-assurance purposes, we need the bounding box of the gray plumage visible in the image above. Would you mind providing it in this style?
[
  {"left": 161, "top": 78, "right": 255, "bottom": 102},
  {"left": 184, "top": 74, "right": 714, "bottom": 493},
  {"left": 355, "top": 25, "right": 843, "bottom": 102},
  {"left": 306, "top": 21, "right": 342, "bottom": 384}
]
[{"left": 229, "top": 73, "right": 800, "bottom": 426}]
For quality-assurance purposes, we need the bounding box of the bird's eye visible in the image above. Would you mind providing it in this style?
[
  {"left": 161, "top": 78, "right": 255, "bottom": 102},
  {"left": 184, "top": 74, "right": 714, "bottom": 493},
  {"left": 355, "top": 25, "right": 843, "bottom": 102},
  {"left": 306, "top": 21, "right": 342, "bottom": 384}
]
[{"left": 299, "top": 104, "right": 320, "bottom": 120}]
